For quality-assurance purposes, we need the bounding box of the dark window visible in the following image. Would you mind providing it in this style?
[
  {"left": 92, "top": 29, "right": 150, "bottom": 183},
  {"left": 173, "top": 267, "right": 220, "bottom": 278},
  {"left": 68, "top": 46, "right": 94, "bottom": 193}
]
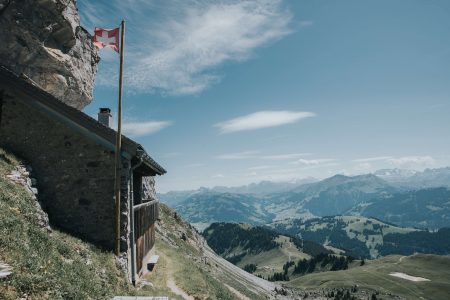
[{"left": 133, "top": 172, "right": 142, "bottom": 205}]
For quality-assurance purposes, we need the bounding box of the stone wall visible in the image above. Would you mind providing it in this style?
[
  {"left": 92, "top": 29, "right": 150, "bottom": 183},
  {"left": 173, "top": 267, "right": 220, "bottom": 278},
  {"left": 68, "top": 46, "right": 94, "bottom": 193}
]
[
  {"left": 142, "top": 176, "right": 158, "bottom": 202},
  {"left": 0, "top": 89, "right": 129, "bottom": 250}
]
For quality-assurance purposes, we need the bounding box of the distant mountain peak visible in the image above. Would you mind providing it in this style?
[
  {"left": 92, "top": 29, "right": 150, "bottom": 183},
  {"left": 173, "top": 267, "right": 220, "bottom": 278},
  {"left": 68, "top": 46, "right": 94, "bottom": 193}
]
[
  {"left": 373, "top": 166, "right": 450, "bottom": 188},
  {"left": 373, "top": 168, "right": 418, "bottom": 179},
  {"left": 321, "top": 173, "right": 387, "bottom": 185}
]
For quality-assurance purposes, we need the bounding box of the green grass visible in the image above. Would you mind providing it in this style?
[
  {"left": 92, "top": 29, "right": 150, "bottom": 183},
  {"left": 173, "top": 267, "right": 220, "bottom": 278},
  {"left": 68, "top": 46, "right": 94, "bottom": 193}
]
[
  {"left": 0, "top": 149, "right": 141, "bottom": 299},
  {"left": 236, "top": 237, "right": 310, "bottom": 278},
  {"left": 288, "top": 254, "right": 450, "bottom": 300}
]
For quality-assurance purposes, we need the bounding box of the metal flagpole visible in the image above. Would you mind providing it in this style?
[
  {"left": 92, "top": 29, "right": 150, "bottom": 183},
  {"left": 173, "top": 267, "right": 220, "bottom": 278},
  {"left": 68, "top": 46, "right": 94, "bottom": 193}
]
[{"left": 114, "top": 19, "right": 125, "bottom": 256}]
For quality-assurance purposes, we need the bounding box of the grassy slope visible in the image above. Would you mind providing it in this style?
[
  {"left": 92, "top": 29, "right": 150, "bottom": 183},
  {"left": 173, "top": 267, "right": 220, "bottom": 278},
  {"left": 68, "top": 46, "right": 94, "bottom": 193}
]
[
  {"left": 0, "top": 148, "right": 271, "bottom": 300},
  {"left": 0, "top": 149, "right": 144, "bottom": 299},
  {"left": 288, "top": 254, "right": 450, "bottom": 300}
]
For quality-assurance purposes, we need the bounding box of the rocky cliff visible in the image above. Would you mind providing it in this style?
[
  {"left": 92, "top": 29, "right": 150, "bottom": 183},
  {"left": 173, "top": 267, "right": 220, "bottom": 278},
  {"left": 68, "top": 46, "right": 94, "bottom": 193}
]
[{"left": 0, "top": 0, "right": 99, "bottom": 109}]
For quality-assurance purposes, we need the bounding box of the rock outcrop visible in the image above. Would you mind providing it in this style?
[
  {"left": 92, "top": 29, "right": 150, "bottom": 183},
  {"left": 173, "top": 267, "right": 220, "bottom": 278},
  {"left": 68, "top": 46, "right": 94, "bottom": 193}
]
[
  {"left": 6, "top": 164, "right": 51, "bottom": 232},
  {"left": 0, "top": 0, "right": 99, "bottom": 109}
]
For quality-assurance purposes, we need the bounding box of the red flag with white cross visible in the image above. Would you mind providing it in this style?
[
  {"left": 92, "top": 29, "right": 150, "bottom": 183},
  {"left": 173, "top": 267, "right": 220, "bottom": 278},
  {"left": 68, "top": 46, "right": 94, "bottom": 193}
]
[{"left": 93, "top": 27, "right": 120, "bottom": 52}]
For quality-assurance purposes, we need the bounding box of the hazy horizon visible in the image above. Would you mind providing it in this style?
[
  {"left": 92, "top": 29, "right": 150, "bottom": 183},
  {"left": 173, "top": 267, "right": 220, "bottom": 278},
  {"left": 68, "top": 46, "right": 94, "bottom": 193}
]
[{"left": 157, "top": 165, "right": 450, "bottom": 194}]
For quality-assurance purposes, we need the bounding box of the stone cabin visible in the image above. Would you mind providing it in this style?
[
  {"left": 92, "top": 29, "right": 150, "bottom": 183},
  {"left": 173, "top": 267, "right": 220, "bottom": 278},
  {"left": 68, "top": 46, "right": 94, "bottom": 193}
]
[{"left": 0, "top": 66, "right": 166, "bottom": 282}]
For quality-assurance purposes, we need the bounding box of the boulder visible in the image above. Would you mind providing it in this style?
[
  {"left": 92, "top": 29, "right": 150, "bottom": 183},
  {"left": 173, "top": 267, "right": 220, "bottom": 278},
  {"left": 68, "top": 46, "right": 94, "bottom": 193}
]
[{"left": 0, "top": 0, "right": 100, "bottom": 109}]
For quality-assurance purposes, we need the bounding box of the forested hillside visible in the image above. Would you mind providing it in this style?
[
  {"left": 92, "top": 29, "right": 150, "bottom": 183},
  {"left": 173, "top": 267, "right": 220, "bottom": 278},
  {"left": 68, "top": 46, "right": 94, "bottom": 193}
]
[
  {"left": 354, "top": 187, "right": 450, "bottom": 229},
  {"left": 272, "top": 216, "right": 450, "bottom": 258}
]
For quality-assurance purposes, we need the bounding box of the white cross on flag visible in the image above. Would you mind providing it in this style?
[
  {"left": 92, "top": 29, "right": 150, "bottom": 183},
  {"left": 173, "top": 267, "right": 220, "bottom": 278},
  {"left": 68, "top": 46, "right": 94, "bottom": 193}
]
[{"left": 93, "top": 27, "right": 120, "bottom": 52}]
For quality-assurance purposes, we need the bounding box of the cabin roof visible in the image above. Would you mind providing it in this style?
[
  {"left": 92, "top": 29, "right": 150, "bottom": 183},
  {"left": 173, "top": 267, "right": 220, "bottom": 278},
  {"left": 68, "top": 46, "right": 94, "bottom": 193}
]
[{"left": 0, "top": 66, "right": 166, "bottom": 176}]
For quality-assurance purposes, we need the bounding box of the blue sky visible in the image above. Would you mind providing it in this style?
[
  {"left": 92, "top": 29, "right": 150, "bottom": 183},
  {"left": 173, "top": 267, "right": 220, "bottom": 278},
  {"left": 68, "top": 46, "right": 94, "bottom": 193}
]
[{"left": 78, "top": 0, "right": 450, "bottom": 192}]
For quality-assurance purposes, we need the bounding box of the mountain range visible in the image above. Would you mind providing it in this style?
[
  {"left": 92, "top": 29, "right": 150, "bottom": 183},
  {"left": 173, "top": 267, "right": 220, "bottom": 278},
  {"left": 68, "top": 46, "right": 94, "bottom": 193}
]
[
  {"left": 375, "top": 167, "right": 450, "bottom": 189},
  {"left": 160, "top": 167, "right": 450, "bottom": 231}
]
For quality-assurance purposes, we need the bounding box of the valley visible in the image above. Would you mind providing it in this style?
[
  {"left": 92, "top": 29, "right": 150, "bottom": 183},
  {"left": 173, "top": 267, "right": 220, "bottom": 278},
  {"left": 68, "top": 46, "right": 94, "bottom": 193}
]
[
  {"left": 161, "top": 168, "right": 450, "bottom": 299},
  {"left": 200, "top": 222, "right": 450, "bottom": 299}
]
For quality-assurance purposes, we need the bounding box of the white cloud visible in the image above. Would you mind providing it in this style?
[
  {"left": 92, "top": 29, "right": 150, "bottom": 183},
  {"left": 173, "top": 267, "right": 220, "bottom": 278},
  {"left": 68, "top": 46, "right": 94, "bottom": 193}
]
[
  {"left": 211, "top": 174, "right": 225, "bottom": 178},
  {"left": 122, "top": 120, "right": 172, "bottom": 137},
  {"left": 247, "top": 165, "right": 274, "bottom": 170},
  {"left": 353, "top": 156, "right": 393, "bottom": 163},
  {"left": 215, "top": 110, "right": 316, "bottom": 133},
  {"left": 216, "top": 151, "right": 311, "bottom": 161},
  {"left": 261, "top": 153, "right": 311, "bottom": 160},
  {"left": 79, "top": 0, "right": 292, "bottom": 95},
  {"left": 387, "top": 156, "right": 435, "bottom": 168},
  {"left": 292, "top": 158, "right": 335, "bottom": 166},
  {"left": 352, "top": 155, "right": 436, "bottom": 169}
]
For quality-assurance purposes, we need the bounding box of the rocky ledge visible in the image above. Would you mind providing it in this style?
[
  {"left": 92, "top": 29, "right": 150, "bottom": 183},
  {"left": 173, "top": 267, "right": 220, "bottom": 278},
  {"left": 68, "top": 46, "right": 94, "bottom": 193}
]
[{"left": 0, "top": 0, "right": 99, "bottom": 109}]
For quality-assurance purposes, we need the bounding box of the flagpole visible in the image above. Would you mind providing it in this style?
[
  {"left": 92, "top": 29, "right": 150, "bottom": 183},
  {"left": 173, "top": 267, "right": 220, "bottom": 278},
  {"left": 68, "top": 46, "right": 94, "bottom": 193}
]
[{"left": 114, "top": 19, "right": 125, "bottom": 256}]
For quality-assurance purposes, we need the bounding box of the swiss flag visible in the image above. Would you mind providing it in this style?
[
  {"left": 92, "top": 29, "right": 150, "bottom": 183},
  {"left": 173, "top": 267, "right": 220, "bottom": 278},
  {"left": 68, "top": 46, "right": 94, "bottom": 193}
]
[{"left": 93, "top": 27, "right": 120, "bottom": 52}]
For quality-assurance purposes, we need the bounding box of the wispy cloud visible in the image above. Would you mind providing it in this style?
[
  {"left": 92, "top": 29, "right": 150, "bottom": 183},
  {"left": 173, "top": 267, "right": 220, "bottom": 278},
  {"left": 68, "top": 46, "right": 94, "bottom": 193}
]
[
  {"left": 352, "top": 155, "right": 435, "bottom": 169},
  {"left": 79, "top": 0, "right": 292, "bottom": 95},
  {"left": 122, "top": 120, "right": 172, "bottom": 137},
  {"left": 387, "top": 156, "right": 435, "bottom": 167},
  {"left": 211, "top": 173, "right": 225, "bottom": 179},
  {"left": 261, "top": 153, "right": 311, "bottom": 160},
  {"left": 216, "top": 151, "right": 310, "bottom": 160},
  {"left": 291, "top": 158, "right": 336, "bottom": 166},
  {"left": 215, "top": 151, "right": 260, "bottom": 160},
  {"left": 353, "top": 156, "right": 393, "bottom": 163},
  {"left": 215, "top": 110, "right": 316, "bottom": 133},
  {"left": 247, "top": 165, "right": 274, "bottom": 170}
]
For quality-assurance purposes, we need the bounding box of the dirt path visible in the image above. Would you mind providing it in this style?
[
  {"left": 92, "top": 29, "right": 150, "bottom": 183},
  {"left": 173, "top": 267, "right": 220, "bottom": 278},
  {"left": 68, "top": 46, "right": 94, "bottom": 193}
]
[
  {"left": 395, "top": 256, "right": 407, "bottom": 264},
  {"left": 224, "top": 283, "right": 252, "bottom": 300},
  {"left": 166, "top": 276, "right": 194, "bottom": 300},
  {"left": 158, "top": 247, "right": 194, "bottom": 300},
  {"left": 287, "top": 241, "right": 293, "bottom": 262}
]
